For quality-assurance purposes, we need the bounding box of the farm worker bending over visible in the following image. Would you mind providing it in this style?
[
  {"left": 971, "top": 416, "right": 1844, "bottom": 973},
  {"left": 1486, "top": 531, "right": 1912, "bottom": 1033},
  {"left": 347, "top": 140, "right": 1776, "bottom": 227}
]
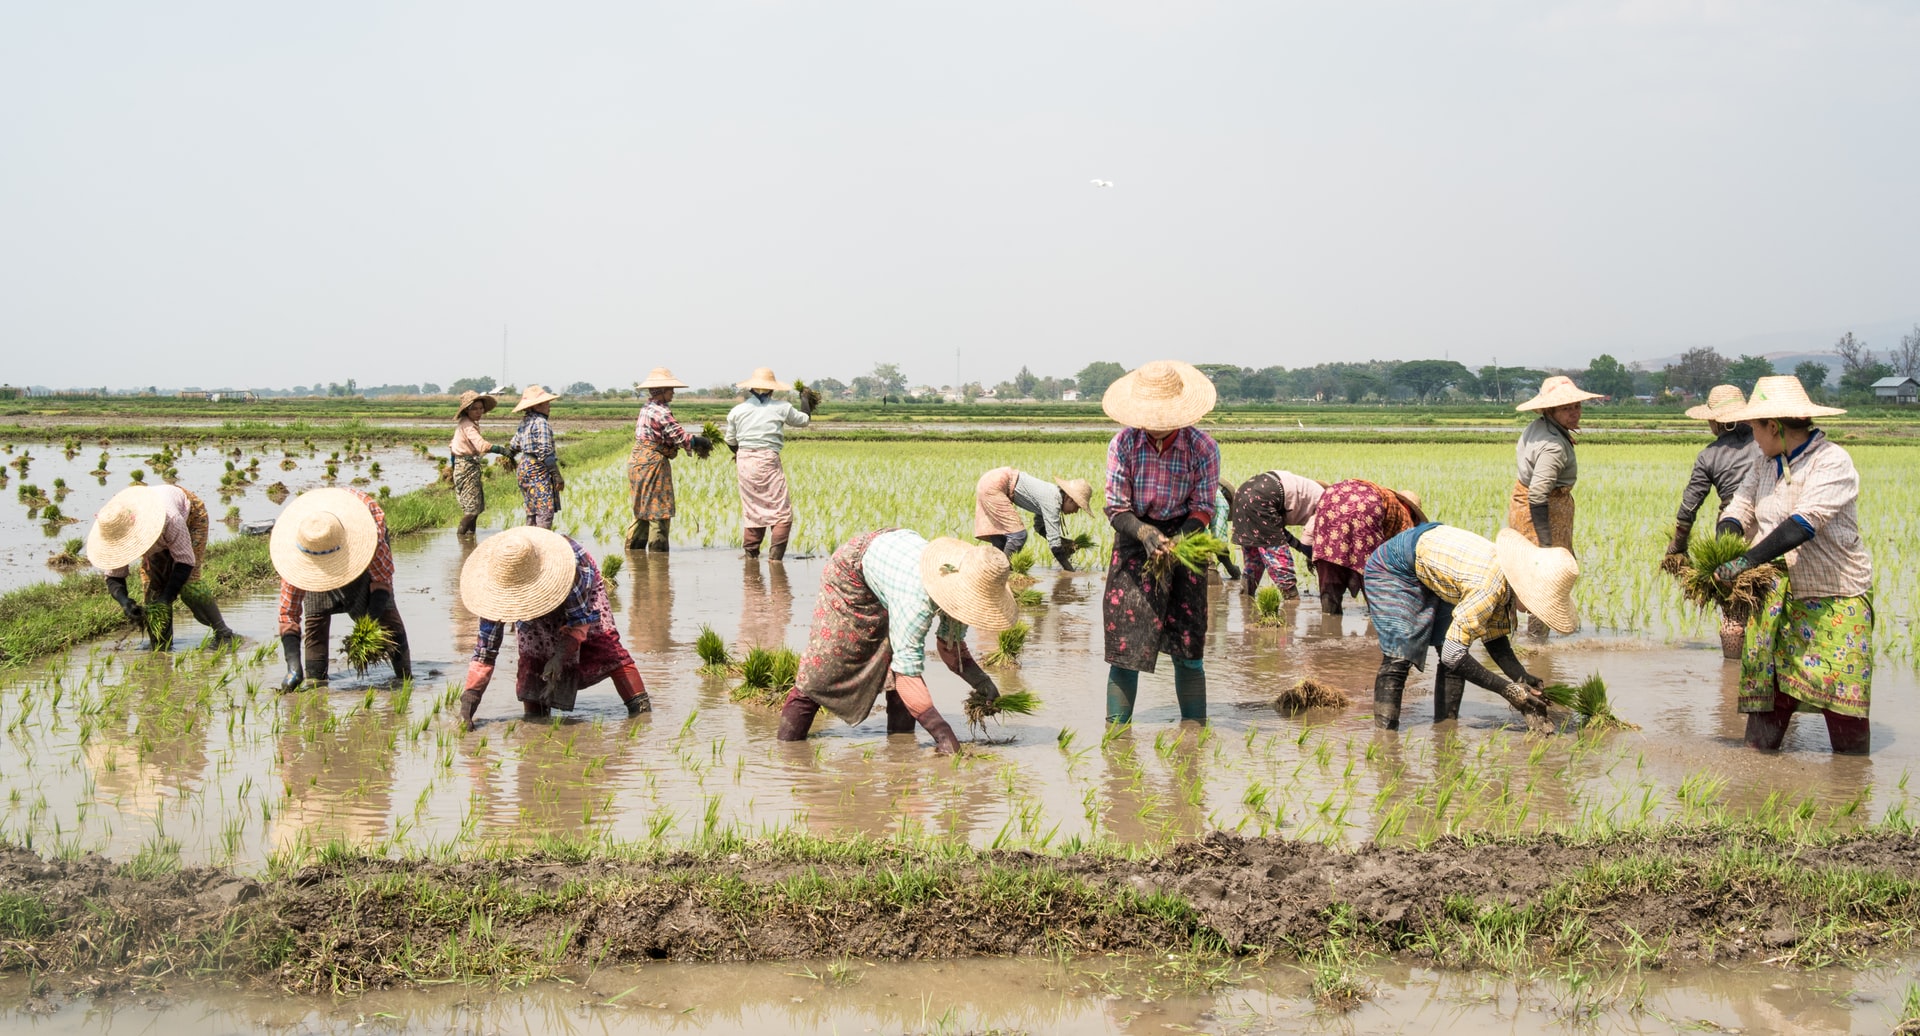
[
  {"left": 1233, "top": 472, "right": 1331, "bottom": 600},
  {"left": 509, "top": 384, "right": 563, "bottom": 529},
  {"left": 1362, "top": 525, "right": 1571, "bottom": 731},
  {"left": 1664, "top": 384, "right": 1761, "bottom": 659},
  {"left": 724, "top": 367, "right": 812, "bottom": 561},
  {"left": 450, "top": 390, "right": 513, "bottom": 537},
  {"left": 1098, "top": 361, "right": 1220, "bottom": 726},
  {"left": 86, "top": 483, "right": 237, "bottom": 650},
  {"left": 1711, "top": 375, "right": 1874, "bottom": 755},
  {"left": 779, "top": 531, "right": 1013, "bottom": 754},
  {"left": 1508, "top": 375, "right": 1601, "bottom": 634},
  {"left": 271, "top": 488, "right": 410, "bottom": 689},
  {"left": 625, "top": 368, "right": 711, "bottom": 552},
  {"left": 971, "top": 466, "right": 1094, "bottom": 569},
  {"left": 1308, "top": 479, "right": 1425, "bottom": 614},
  {"left": 457, "top": 526, "right": 653, "bottom": 729}
]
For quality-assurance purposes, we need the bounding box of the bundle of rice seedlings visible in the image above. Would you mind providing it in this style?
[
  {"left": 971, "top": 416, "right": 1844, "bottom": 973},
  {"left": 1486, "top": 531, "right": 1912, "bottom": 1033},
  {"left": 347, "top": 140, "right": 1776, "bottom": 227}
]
[
  {"left": 46, "top": 537, "right": 84, "bottom": 571},
  {"left": 265, "top": 482, "right": 290, "bottom": 503},
  {"left": 342, "top": 616, "right": 395, "bottom": 677},
  {"left": 1144, "top": 530, "right": 1232, "bottom": 581},
  {"left": 731, "top": 645, "right": 800, "bottom": 706},
  {"left": 1254, "top": 585, "right": 1284, "bottom": 625},
  {"left": 1274, "top": 678, "right": 1352, "bottom": 713},
  {"left": 1668, "top": 531, "right": 1777, "bottom": 623},
  {"left": 1068, "top": 531, "right": 1098, "bottom": 554},
  {"left": 965, "top": 688, "right": 1039, "bottom": 728},
  {"left": 695, "top": 624, "right": 734, "bottom": 673},
  {"left": 1008, "top": 544, "right": 1038, "bottom": 575},
  {"left": 600, "top": 553, "right": 623, "bottom": 583},
  {"left": 1015, "top": 588, "right": 1044, "bottom": 607},
  {"left": 981, "top": 622, "right": 1030, "bottom": 667},
  {"left": 1539, "top": 673, "right": 1638, "bottom": 731},
  {"left": 792, "top": 379, "right": 823, "bottom": 414}
]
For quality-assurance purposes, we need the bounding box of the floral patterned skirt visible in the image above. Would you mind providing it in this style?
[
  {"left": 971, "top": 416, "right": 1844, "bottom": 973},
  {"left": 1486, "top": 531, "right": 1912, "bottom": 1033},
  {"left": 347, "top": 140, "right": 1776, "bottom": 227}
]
[
  {"left": 795, "top": 529, "right": 896, "bottom": 724},
  {"left": 628, "top": 439, "right": 677, "bottom": 522},
  {"left": 453, "top": 454, "right": 487, "bottom": 517},
  {"left": 1103, "top": 514, "right": 1207, "bottom": 673},
  {"left": 518, "top": 464, "right": 560, "bottom": 529},
  {"left": 1738, "top": 576, "right": 1874, "bottom": 718}
]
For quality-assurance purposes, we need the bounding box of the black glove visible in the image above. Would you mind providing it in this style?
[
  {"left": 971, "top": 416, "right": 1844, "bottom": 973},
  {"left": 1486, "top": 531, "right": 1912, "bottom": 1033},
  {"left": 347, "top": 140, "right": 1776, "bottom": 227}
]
[
  {"left": 1178, "top": 516, "right": 1205, "bottom": 537},
  {"left": 690, "top": 435, "right": 712, "bottom": 453},
  {"left": 486, "top": 444, "right": 511, "bottom": 457},
  {"left": 367, "top": 588, "right": 395, "bottom": 618},
  {"left": 105, "top": 576, "right": 146, "bottom": 624},
  {"left": 1051, "top": 544, "right": 1077, "bottom": 572},
  {"left": 157, "top": 563, "right": 194, "bottom": 605},
  {"left": 1715, "top": 517, "right": 1743, "bottom": 539},
  {"left": 959, "top": 657, "right": 999, "bottom": 699},
  {"left": 1281, "top": 529, "right": 1310, "bottom": 555},
  {"left": 1528, "top": 502, "right": 1554, "bottom": 547},
  {"left": 1665, "top": 523, "right": 1692, "bottom": 558},
  {"left": 1109, "top": 512, "right": 1153, "bottom": 551},
  {"left": 727, "top": 442, "right": 739, "bottom": 456},
  {"left": 1485, "top": 637, "right": 1541, "bottom": 687},
  {"left": 1715, "top": 519, "right": 1812, "bottom": 588},
  {"left": 1452, "top": 652, "right": 1549, "bottom": 723},
  {"left": 279, "top": 632, "right": 304, "bottom": 692}
]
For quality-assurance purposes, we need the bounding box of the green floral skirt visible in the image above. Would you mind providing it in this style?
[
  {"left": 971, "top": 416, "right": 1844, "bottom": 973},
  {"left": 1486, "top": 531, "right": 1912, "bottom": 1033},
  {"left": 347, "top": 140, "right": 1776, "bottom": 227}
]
[{"left": 1738, "top": 575, "right": 1874, "bottom": 719}]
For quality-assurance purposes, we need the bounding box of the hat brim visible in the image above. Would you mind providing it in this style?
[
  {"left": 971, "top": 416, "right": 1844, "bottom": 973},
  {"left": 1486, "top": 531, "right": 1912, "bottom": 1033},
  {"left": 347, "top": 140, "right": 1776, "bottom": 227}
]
[
  {"left": 1683, "top": 403, "right": 1726, "bottom": 421},
  {"left": 1720, "top": 400, "right": 1847, "bottom": 421},
  {"left": 1516, "top": 388, "right": 1603, "bottom": 412},
  {"left": 457, "top": 393, "right": 499, "bottom": 417},
  {"left": 919, "top": 538, "right": 1018, "bottom": 633},
  {"left": 638, "top": 378, "right": 689, "bottom": 390},
  {"left": 1101, "top": 362, "right": 1218, "bottom": 432},
  {"left": 736, "top": 377, "right": 792, "bottom": 392},
  {"left": 1054, "top": 478, "right": 1093, "bottom": 514},
  {"left": 459, "top": 526, "right": 580, "bottom": 622},
  {"left": 84, "top": 487, "right": 170, "bottom": 571},
  {"left": 270, "top": 488, "right": 381, "bottom": 592},
  {"left": 512, "top": 390, "right": 560, "bottom": 412},
  {"left": 1494, "top": 528, "right": 1579, "bottom": 635}
]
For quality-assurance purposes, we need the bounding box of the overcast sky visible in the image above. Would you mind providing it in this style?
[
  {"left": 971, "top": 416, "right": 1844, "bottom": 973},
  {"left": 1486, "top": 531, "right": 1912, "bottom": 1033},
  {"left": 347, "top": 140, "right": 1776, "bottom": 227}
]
[{"left": 3, "top": 1, "right": 1916, "bottom": 391}]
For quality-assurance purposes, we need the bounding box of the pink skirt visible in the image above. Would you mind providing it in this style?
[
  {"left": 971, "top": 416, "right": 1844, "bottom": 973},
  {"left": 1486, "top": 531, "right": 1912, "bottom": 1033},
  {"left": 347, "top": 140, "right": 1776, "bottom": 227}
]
[{"left": 735, "top": 448, "right": 794, "bottom": 528}]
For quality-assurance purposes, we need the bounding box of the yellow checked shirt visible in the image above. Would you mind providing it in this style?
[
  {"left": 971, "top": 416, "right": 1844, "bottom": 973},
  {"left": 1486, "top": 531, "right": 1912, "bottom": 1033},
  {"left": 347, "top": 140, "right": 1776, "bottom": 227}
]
[{"left": 1412, "top": 526, "right": 1517, "bottom": 647}]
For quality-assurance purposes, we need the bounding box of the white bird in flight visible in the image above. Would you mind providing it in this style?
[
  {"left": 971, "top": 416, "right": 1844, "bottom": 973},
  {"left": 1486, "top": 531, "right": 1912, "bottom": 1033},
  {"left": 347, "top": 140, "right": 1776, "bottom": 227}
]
[{"left": 1090, "top": 179, "right": 1113, "bottom": 187}]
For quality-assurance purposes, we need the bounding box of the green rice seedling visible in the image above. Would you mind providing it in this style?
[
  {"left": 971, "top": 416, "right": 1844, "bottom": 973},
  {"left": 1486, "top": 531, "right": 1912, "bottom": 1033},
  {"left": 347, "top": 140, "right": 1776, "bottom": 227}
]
[
  {"left": 981, "top": 622, "right": 1030, "bottom": 667},
  {"left": 792, "top": 379, "right": 822, "bottom": 414},
  {"left": 342, "top": 616, "right": 395, "bottom": 677},
  {"left": 1015, "top": 588, "right": 1044, "bottom": 607},
  {"left": 731, "top": 645, "right": 799, "bottom": 706},
  {"left": 1254, "top": 585, "right": 1283, "bottom": 624},
  {"left": 265, "top": 481, "right": 290, "bottom": 503},
  {"left": 600, "top": 553, "right": 623, "bottom": 583},
  {"left": 130, "top": 469, "right": 145, "bottom": 484},
  {"left": 1275, "top": 679, "right": 1352, "bottom": 713},
  {"left": 695, "top": 624, "right": 733, "bottom": 673},
  {"left": 1068, "top": 531, "right": 1097, "bottom": 553},
  {"left": 1539, "top": 673, "right": 1638, "bottom": 732},
  {"left": 1007, "top": 544, "right": 1038, "bottom": 576},
  {"left": 965, "top": 689, "right": 1038, "bottom": 729},
  {"left": 1668, "top": 531, "right": 1778, "bottom": 623},
  {"left": 1145, "top": 530, "right": 1232, "bottom": 581},
  {"left": 222, "top": 505, "right": 241, "bottom": 525}
]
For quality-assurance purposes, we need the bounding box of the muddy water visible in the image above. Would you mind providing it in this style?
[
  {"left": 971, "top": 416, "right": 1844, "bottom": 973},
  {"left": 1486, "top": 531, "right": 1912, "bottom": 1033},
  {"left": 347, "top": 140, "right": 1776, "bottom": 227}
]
[{"left": 0, "top": 441, "right": 441, "bottom": 593}]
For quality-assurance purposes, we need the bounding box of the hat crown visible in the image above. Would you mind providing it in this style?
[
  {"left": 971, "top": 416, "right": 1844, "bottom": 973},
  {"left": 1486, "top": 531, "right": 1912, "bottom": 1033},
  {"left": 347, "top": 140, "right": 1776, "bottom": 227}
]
[
  {"left": 1540, "top": 376, "right": 1573, "bottom": 393},
  {"left": 98, "top": 502, "right": 136, "bottom": 537},
  {"left": 1706, "top": 385, "right": 1745, "bottom": 410},
  {"left": 295, "top": 512, "right": 347, "bottom": 557},
  {"left": 1133, "top": 361, "right": 1187, "bottom": 401},
  {"left": 494, "top": 536, "right": 542, "bottom": 586}
]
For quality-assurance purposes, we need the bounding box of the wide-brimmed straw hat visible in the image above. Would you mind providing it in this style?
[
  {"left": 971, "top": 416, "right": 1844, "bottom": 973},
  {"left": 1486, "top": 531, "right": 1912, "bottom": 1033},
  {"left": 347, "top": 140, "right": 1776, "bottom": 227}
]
[
  {"left": 512, "top": 384, "right": 561, "bottom": 412},
  {"left": 1720, "top": 375, "right": 1846, "bottom": 422},
  {"left": 1683, "top": 384, "right": 1747, "bottom": 422},
  {"left": 918, "top": 537, "right": 1018, "bottom": 633},
  {"left": 1494, "top": 528, "right": 1580, "bottom": 635},
  {"left": 1516, "top": 376, "right": 1603, "bottom": 413},
  {"left": 270, "top": 488, "right": 380, "bottom": 592},
  {"left": 736, "top": 367, "right": 791, "bottom": 392},
  {"left": 1101, "top": 360, "right": 1217, "bottom": 433},
  {"left": 636, "top": 367, "right": 689, "bottom": 390},
  {"left": 1054, "top": 477, "right": 1093, "bottom": 513},
  {"left": 85, "top": 486, "right": 169, "bottom": 571},
  {"left": 460, "top": 526, "right": 580, "bottom": 622},
  {"left": 455, "top": 390, "right": 498, "bottom": 417}
]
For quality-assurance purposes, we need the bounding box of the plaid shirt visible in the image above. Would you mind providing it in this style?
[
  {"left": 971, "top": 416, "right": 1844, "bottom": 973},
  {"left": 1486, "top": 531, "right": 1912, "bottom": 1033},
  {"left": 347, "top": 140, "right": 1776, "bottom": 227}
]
[
  {"left": 103, "top": 485, "right": 197, "bottom": 578},
  {"left": 636, "top": 400, "right": 694, "bottom": 448},
  {"left": 1723, "top": 432, "right": 1871, "bottom": 599},
  {"left": 276, "top": 488, "right": 394, "bottom": 635},
  {"left": 511, "top": 412, "right": 558, "bottom": 476},
  {"left": 1412, "top": 526, "right": 1516, "bottom": 647},
  {"left": 860, "top": 529, "right": 967, "bottom": 677},
  {"left": 472, "top": 535, "right": 603, "bottom": 663},
  {"left": 1103, "top": 427, "right": 1219, "bottom": 524}
]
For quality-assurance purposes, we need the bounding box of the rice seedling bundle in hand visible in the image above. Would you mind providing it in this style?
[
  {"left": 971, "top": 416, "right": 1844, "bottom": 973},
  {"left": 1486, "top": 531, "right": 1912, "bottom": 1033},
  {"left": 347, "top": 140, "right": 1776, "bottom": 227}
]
[
  {"left": 981, "top": 622, "right": 1030, "bottom": 667},
  {"left": 343, "top": 616, "right": 395, "bottom": 676},
  {"left": 695, "top": 624, "right": 734, "bottom": 673},
  {"left": 792, "top": 379, "right": 823, "bottom": 414},
  {"left": 1274, "top": 679, "right": 1352, "bottom": 713},
  {"left": 731, "top": 645, "right": 800, "bottom": 706},
  {"left": 1068, "top": 531, "right": 1098, "bottom": 554},
  {"left": 1539, "top": 673, "right": 1638, "bottom": 732},
  {"left": 965, "top": 688, "right": 1038, "bottom": 729},
  {"left": 1254, "top": 585, "right": 1283, "bottom": 625},
  {"left": 1144, "top": 530, "right": 1232, "bottom": 581},
  {"left": 1667, "top": 531, "right": 1778, "bottom": 623}
]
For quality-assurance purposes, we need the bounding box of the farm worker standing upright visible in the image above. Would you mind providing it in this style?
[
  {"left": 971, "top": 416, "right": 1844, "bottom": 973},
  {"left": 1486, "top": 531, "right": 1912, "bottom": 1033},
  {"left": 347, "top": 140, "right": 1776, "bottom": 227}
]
[
  {"left": 1508, "top": 375, "right": 1602, "bottom": 633},
  {"left": 971, "top": 466, "right": 1094, "bottom": 569},
  {"left": 624, "top": 368, "right": 712, "bottom": 552},
  {"left": 270, "top": 487, "right": 410, "bottom": 690},
  {"left": 1098, "top": 360, "right": 1221, "bottom": 726},
  {"left": 1664, "top": 384, "right": 1762, "bottom": 659},
  {"left": 457, "top": 526, "right": 653, "bottom": 730},
  {"left": 509, "top": 384, "right": 563, "bottom": 529},
  {"left": 1711, "top": 375, "right": 1874, "bottom": 754},
  {"left": 86, "top": 483, "right": 237, "bottom": 650},
  {"left": 1309, "top": 480, "right": 1426, "bottom": 613},
  {"left": 778, "top": 531, "right": 1013, "bottom": 754},
  {"left": 450, "top": 390, "right": 512, "bottom": 537},
  {"left": 1231, "top": 470, "right": 1324, "bottom": 599},
  {"left": 724, "top": 367, "right": 812, "bottom": 561},
  {"left": 1362, "top": 524, "right": 1571, "bottom": 731}
]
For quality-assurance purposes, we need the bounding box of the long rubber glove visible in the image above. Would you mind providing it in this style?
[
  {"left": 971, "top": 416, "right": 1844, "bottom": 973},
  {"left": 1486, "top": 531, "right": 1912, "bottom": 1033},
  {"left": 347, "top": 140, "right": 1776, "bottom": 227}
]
[
  {"left": 1716, "top": 519, "right": 1812, "bottom": 587},
  {"left": 1665, "top": 522, "right": 1692, "bottom": 558},
  {"left": 1528, "top": 502, "right": 1554, "bottom": 547},
  {"left": 1109, "top": 512, "right": 1167, "bottom": 556},
  {"left": 278, "top": 633, "right": 304, "bottom": 692},
  {"left": 158, "top": 563, "right": 194, "bottom": 605},
  {"left": 105, "top": 577, "right": 146, "bottom": 625},
  {"left": 1484, "top": 636, "right": 1542, "bottom": 688},
  {"left": 1051, "top": 544, "right": 1077, "bottom": 572},
  {"left": 939, "top": 639, "right": 998, "bottom": 700},
  {"left": 1445, "top": 649, "right": 1549, "bottom": 721}
]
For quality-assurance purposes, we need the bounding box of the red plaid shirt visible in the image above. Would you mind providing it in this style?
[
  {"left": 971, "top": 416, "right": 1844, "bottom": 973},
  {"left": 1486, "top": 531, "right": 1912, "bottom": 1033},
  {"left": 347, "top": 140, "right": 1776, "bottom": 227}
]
[
  {"left": 276, "top": 489, "right": 396, "bottom": 635},
  {"left": 1103, "top": 427, "right": 1219, "bottom": 524},
  {"left": 636, "top": 400, "right": 694, "bottom": 447}
]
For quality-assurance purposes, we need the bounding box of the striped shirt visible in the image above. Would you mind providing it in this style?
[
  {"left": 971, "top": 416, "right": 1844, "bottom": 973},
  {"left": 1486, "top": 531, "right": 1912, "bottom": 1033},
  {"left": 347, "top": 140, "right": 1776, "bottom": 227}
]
[
  {"left": 636, "top": 400, "right": 694, "bottom": 448},
  {"left": 275, "top": 488, "right": 395, "bottom": 635},
  {"left": 104, "top": 485, "right": 197, "bottom": 578},
  {"left": 1516, "top": 416, "right": 1577, "bottom": 503},
  {"left": 472, "top": 536, "right": 603, "bottom": 662},
  {"left": 1722, "top": 432, "right": 1871, "bottom": 599},
  {"left": 1412, "top": 526, "right": 1516, "bottom": 647},
  {"left": 860, "top": 529, "right": 967, "bottom": 678},
  {"left": 1103, "top": 427, "right": 1220, "bottom": 524}
]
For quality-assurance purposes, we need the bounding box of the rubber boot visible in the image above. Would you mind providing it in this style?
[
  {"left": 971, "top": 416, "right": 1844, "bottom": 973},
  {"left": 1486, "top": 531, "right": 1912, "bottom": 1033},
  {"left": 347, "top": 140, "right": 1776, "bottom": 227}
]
[
  {"left": 1242, "top": 571, "right": 1261, "bottom": 596},
  {"left": 612, "top": 664, "right": 652, "bottom": 715},
  {"left": 1172, "top": 659, "right": 1207, "bottom": 723},
  {"left": 302, "top": 613, "right": 332, "bottom": 683},
  {"left": 885, "top": 689, "right": 915, "bottom": 735},
  {"left": 776, "top": 687, "right": 820, "bottom": 740},
  {"left": 1105, "top": 666, "right": 1140, "bottom": 725},
  {"left": 457, "top": 515, "right": 478, "bottom": 537},
  {"left": 377, "top": 609, "right": 412, "bottom": 682},
  {"left": 624, "top": 518, "right": 647, "bottom": 550},
  {"left": 767, "top": 522, "right": 791, "bottom": 562},
  {"left": 1373, "top": 657, "right": 1411, "bottom": 730},
  {"left": 743, "top": 526, "right": 766, "bottom": 559},
  {"left": 523, "top": 700, "right": 552, "bottom": 720},
  {"left": 647, "top": 518, "right": 670, "bottom": 553},
  {"left": 185, "top": 595, "right": 237, "bottom": 649},
  {"left": 1432, "top": 664, "right": 1466, "bottom": 724},
  {"left": 916, "top": 710, "right": 962, "bottom": 755},
  {"left": 458, "top": 689, "right": 484, "bottom": 730}
]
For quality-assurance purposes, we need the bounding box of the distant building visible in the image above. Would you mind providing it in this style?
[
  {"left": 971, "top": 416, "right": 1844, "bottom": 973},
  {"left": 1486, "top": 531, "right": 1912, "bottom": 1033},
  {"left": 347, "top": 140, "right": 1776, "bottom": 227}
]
[
  {"left": 177, "top": 390, "right": 210, "bottom": 401},
  {"left": 1060, "top": 389, "right": 1080, "bottom": 402},
  {"left": 1872, "top": 375, "right": 1919, "bottom": 404}
]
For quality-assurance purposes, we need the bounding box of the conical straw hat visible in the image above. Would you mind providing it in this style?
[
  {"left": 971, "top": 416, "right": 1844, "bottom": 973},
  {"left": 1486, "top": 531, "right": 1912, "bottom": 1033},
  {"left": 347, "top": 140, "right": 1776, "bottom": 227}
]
[
  {"left": 1720, "top": 375, "right": 1846, "bottom": 421},
  {"left": 636, "top": 367, "right": 689, "bottom": 390},
  {"left": 84, "top": 485, "right": 170, "bottom": 571},
  {"left": 270, "top": 488, "right": 380, "bottom": 592},
  {"left": 455, "top": 390, "right": 498, "bottom": 417},
  {"left": 1684, "top": 384, "right": 1747, "bottom": 421},
  {"left": 460, "top": 526, "right": 580, "bottom": 622},
  {"left": 736, "top": 367, "right": 791, "bottom": 392},
  {"left": 1494, "top": 528, "right": 1580, "bottom": 635},
  {"left": 512, "top": 384, "right": 561, "bottom": 412},
  {"left": 1515, "top": 376, "right": 1603, "bottom": 412},
  {"left": 1053, "top": 477, "right": 1093, "bottom": 513},
  {"left": 1101, "top": 360, "right": 1217, "bottom": 432},
  {"left": 918, "top": 537, "right": 1018, "bottom": 633}
]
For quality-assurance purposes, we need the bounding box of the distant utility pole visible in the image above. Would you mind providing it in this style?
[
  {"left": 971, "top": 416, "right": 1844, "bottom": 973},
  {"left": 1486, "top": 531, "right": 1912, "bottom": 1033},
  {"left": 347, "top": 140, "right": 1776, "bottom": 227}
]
[
  {"left": 501, "top": 324, "right": 508, "bottom": 389},
  {"left": 955, "top": 348, "right": 961, "bottom": 393}
]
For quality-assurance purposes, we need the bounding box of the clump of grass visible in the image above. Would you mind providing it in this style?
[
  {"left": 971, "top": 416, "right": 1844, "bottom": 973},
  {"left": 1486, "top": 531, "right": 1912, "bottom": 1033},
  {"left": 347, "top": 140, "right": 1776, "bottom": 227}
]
[
  {"left": 1146, "top": 530, "right": 1232, "bottom": 581},
  {"left": 981, "top": 622, "right": 1030, "bottom": 667},
  {"left": 696, "top": 624, "right": 733, "bottom": 673},
  {"left": 965, "top": 688, "right": 1038, "bottom": 729},
  {"left": 1015, "top": 588, "right": 1044, "bottom": 607},
  {"left": 1667, "top": 531, "right": 1777, "bottom": 624},
  {"left": 1254, "top": 585, "right": 1283, "bottom": 624},
  {"left": 732, "top": 645, "right": 800, "bottom": 706},
  {"left": 1539, "top": 673, "right": 1638, "bottom": 732},
  {"left": 600, "top": 554, "right": 623, "bottom": 583},
  {"left": 342, "top": 616, "right": 395, "bottom": 677},
  {"left": 1275, "top": 678, "right": 1352, "bottom": 713}
]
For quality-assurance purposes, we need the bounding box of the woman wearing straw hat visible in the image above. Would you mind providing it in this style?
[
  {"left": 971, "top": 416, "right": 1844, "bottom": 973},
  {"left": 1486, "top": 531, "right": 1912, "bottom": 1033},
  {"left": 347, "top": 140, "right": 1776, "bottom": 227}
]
[
  {"left": 778, "top": 531, "right": 1012, "bottom": 753},
  {"left": 457, "top": 526, "right": 653, "bottom": 729},
  {"left": 724, "top": 367, "right": 813, "bottom": 561},
  {"left": 1362, "top": 524, "right": 1569, "bottom": 732},
  {"left": 1710, "top": 375, "right": 1873, "bottom": 754},
  {"left": 1098, "top": 360, "right": 1220, "bottom": 726},
  {"left": 1308, "top": 480, "right": 1426, "bottom": 614},
  {"left": 1230, "top": 470, "right": 1326, "bottom": 600},
  {"left": 625, "top": 368, "right": 713, "bottom": 552},
  {"left": 972, "top": 466, "right": 1094, "bottom": 570},
  {"left": 450, "top": 390, "right": 513, "bottom": 537},
  {"left": 509, "top": 384, "right": 564, "bottom": 529},
  {"left": 1509, "top": 375, "right": 1601, "bottom": 552},
  {"left": 1666, "top": 384, "right": 1761, "bottom": 658},
  {"left": 270, "top": 487, "right": 410, "bottom": 690},
  {"left": 86, "top": 483, "right": 237, "bottom": 650}
]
